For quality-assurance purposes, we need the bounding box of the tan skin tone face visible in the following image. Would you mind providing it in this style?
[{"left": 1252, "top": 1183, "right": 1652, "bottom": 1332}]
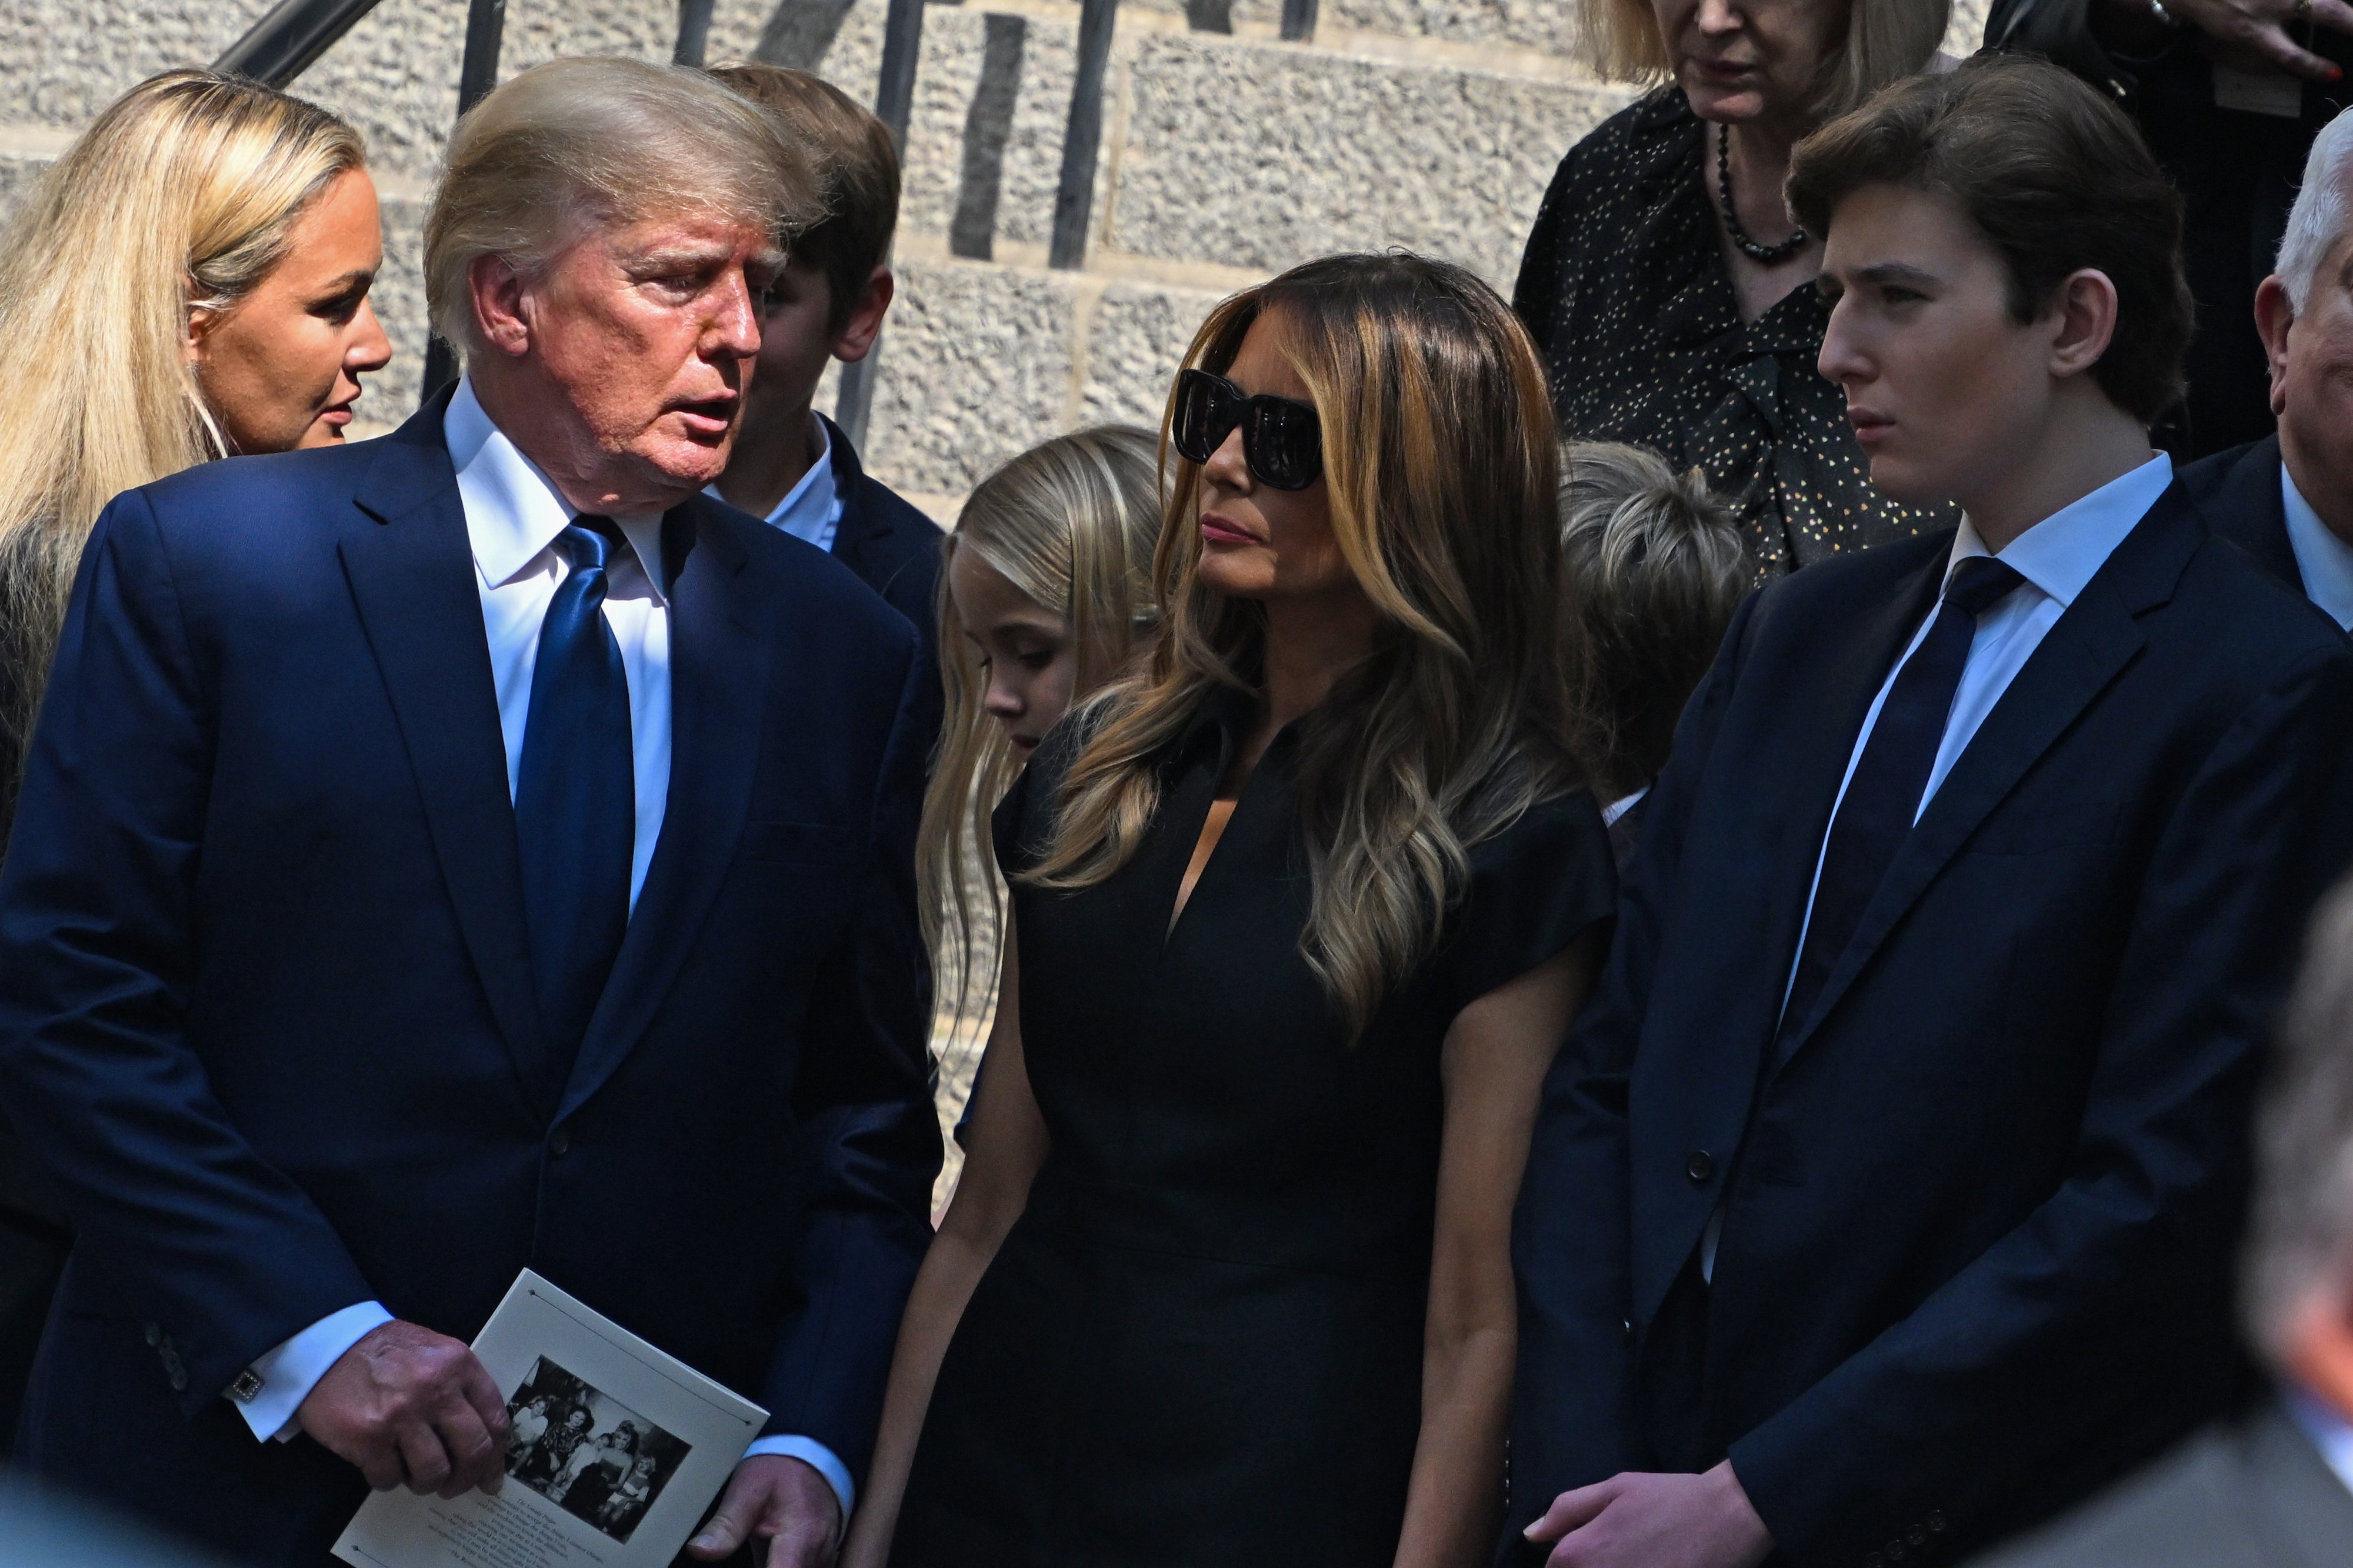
[
  {"left": 2257, "top": 238, "right": 2353, "bottom": 546},
  {"left": 1816, "top": 183, "right": 2122, "bottom": 531},
  {"left": 187, "top": 167, "right": 393, "bottom": 453},
  {"left": 713, "top": 259, "right": 895, "bottom": 518},
  {"left": 466, "top": 212, "right": 783, "bottom": 515},
  {"left": 1652, "top": 0, "right": 1848, "bottom": 135},
  {"left": 946, "top": 546, "right": 1075, "bottom": 758},
  {"left": 1193, "top": 315, "right": 1357, "bottom": 611}
]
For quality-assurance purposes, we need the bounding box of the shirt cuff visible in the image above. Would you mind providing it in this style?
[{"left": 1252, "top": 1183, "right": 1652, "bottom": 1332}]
[
  {"left": 744, "top": 1434, "right": 855, "bottom": 1519},
  {"left": 231, "top": 1300, "right": 395, "bottom": 1443}
]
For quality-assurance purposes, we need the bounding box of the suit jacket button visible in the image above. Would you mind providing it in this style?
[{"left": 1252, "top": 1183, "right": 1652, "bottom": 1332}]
[
  {"left": 1908, "top": 1526, "right": 1928, "bottom": 1547},
  {"left": 1620, "top": 1318, "right": 1634, "bottom": 1345},
  {"left": 1865, "top": 1557, "right": 1883, "bottom": 1568},
  {"left": 169, "top": 1367, "right": 187, "bottom": 1392},
  {"left": 1886, "top": 1543, "right": 1907, "bottom": 1562},
  {"left": 143, "top": 1323, "right": 160, "bottom": 1347},
  {"left": 1926, "top": 1512, "right": 1947, "bottom": 1533},
  {"left": 1685, "top": 1150, "right": 1714, "bottom": 1182},
  {"left": 549, "top": 1129, "right": 571, "bottom": 1157}
]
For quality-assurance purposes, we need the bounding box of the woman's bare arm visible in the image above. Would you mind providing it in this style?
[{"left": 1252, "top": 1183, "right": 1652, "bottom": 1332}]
[
  {"left": 1392, "top": 932, "right": 1601, "bottom": 1568},
  {"left": 841, "top": 927, "right": 1051, "bottom": 1568}
]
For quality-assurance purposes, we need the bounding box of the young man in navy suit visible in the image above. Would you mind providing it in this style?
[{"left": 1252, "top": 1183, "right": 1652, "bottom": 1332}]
[
  {"left": 705, "top": 64, "right": 942, "bottom": 720},
  {"left": 1508, "top": 56, "right": 2353, "bottom": 1568},
  {"left": 2178, "top": 108, "right": 2353, "bottom": 629},
  {"left": 0, "top": 59, "right": 936, "bottom": 1567}
]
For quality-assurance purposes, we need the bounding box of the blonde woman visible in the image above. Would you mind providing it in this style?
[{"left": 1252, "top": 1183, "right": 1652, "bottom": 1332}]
[
  {"left": 848, "top": 253, "right": 1617, "bottom": 1568},
  {"left": 1514, "top": 0, "right": 1955, "bottom": 574},
  {"left": 0, "top": 66, "right": 388, "bottom": 1456},
  {"left": 918, "top": 426, "right": 1161, "bottom": 1173},
  {"left": 0, "top": 69, "right": 392, "bottom": 834}
]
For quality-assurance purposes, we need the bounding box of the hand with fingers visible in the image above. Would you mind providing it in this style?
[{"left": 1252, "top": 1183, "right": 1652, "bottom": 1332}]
[
  {"left": 687, "top": 1454, "right": 844, "bottom": 1568},
  {"left": 296, "top": 1319, "right": 512, "bottom": 1497},
  {"left": 1523, "top": 1461, "right": 1775, "bottom": 1568},
  {"left": 2135, "top": 0, "right": 2352, "bottom": 81}
]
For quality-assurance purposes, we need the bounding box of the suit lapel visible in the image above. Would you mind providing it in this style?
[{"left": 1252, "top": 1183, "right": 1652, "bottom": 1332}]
[
  {"left": 1769, "top": 489, "right": 2204, "bottom": 1071},
  {"left": 821, "top": 413, "right": 883, "bottom": 578},
  {"left": 2210, "top": 435, "right": 2303, "bottom": 593},
  {"left": 339, "top": 409, "right": 553, "bottom": 1115},
  {"left": 559, "top": 501, "right": 769, "bottom": 1121}
]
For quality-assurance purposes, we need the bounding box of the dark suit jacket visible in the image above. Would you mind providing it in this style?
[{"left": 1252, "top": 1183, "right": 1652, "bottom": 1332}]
[
  {"left": 1505, "top": 483, "right": 2353, "bottom": 1567},
  {"left": 820, "top": 415, "right": 943, "bottom": 759},
  {"left": 0, "top": 395, "right": 940, "bottom": 1562},
  {"left": 2181, "top": 434, "right": 2307, "bottom": 594},
  {"left": 1966, "top": 1400, "right": 2353, "bottom": 1568}
]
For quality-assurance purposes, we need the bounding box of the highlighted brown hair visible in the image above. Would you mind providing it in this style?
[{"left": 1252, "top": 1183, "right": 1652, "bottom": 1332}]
[
  {"left": 709, "top": 62, "right": 901, "bottom": 335},
  {"left": 1786, "top": 52, "right": 2192, "bottom": 426},
  {"left": 1028, "top": 252, "right": 1576, "bottom": 1036}
]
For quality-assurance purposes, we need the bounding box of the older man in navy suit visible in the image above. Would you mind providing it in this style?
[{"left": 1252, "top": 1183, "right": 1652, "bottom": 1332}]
[{"left": 0, "top": 58, "right": 936, "bottom": 1568}]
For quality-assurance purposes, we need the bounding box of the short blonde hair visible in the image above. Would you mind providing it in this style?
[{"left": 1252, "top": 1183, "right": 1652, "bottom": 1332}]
[
  {"left": 0, "top": 69, "right": 364, "bottom": 805},
  {"left": 1580, "top": 0, "right": 1951, "bottom": 120},
  {"left": 424, "top": 56, "right": 820, "bottom": 349}
]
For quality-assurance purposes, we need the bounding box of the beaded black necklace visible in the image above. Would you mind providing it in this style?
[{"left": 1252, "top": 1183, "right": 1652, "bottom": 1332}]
[{"left": 1715, "top": 121, "right": 1809, "bottom": 266}]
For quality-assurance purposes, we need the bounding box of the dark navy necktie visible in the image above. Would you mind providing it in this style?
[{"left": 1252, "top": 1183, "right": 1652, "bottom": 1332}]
[
  {"left": 1781, "top": 556, "right": 2025, "bottom": 1038},
  {"left": 516, "top": 517, "right": 635, "bottom": 1088}
]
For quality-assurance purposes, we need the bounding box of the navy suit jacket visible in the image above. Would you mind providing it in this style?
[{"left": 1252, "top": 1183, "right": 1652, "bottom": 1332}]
[
  {"left": 821, "top": 415, "right": 943, "bottom": 755},
  {"left": 2179, "top": 435, "right": 2306, "bottom": 595},
  {"left": 0, "top": 396, "right": 940, "bottom": 1562},
  {"left": 1505, "top": 483, "right": 2353, "bottom": 1567}
]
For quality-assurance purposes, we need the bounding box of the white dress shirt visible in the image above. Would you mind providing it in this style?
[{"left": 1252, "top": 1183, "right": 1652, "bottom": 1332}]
[
  {"left": 705, "top": 411, "right": 844, "bottom": 551},
  {"left": 231, "top": 378, "right": 853, "bottom": 1516},
  {"left": 2279, "top": 463, "right": 2353, "bottom": 630},
  {"left": 1699, "top": 453, "right": 2174, "bottom": 1283},
  {"left": 2284, "top": 1385, "right": 2353, "bottom": 1499}
]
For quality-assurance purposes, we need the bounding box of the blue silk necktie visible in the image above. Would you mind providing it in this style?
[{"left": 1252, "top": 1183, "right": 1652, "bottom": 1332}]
[
  {"left": 1781, "top": 556, "right": 2025, "bottom": 1038},
  {"left": 516, "top": 517, "right": 635, "bottom": 1089}
]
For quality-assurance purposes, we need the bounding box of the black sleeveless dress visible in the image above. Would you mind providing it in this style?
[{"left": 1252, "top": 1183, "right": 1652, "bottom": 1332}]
[{"left": 889, "top": 699, "right": 1615, "bottom": 1567}]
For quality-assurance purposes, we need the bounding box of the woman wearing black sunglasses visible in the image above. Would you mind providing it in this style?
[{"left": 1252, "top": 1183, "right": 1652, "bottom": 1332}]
[{"left": 844, "top": 253, "right": 1617, "bottom": 1568}]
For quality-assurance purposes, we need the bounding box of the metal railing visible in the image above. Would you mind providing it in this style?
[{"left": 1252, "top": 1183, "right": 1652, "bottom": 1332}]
[{"left": 206, "top": 0, "right": 1287, "bottom": 433}]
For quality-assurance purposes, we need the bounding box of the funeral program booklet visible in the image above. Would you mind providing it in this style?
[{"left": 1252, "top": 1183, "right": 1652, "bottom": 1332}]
[{"left": 333, "top": 1270, "right": 767, "bottom": 1568}]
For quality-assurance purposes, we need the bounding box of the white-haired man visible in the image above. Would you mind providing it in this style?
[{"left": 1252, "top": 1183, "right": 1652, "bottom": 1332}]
[
  {"left": 1968, "top": 880, "right": 2353, "bottom": 1564},
  {"left": 2181, "top": 106, "right": 2353, "bottom": 631},
  {"left": 0, "top": 58, "right": 936, "bottom": 1567}
]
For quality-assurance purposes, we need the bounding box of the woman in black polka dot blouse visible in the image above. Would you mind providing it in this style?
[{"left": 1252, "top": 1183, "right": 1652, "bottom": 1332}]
[{"left": 1516, "top": 0, "right": 1960, "bottom": 575}]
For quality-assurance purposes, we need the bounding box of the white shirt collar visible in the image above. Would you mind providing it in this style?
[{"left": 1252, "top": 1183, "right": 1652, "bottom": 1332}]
[
  {"left": 444, "top": 376, "right": 668, "bottom": 598},
  {"left": 2284, "top": 1385, "right": 2353, "bottom": 1499},
  {"left": 1947, "top": 453, "right": 2174, "bottom": 603},
  {"left": 2279, "top": 462, "right": 2353, "bottom": 630},
  {"left": 706, "top": 412, "right": 841, "bottom": 550}
]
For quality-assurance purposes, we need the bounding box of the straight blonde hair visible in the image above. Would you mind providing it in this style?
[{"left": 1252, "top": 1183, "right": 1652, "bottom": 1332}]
[
  {"left": 919, "top": 426, "right": 1162, "bottom": 1042},
  {"left": 1029, "top": 253, "right": 1577, "bottom": 1037},
  {"left": 0, "top": 70, "right": 364, "bottom": 799},
  {"left": 1579, "top": 0, "right": 1951, "bottom": 120}
]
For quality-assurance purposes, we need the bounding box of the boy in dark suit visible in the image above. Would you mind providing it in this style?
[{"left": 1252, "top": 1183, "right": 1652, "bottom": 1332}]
[
  {"left": 706, "top": 65, "right": 944, "bottom": 690},
  {"left": 1508, "top": 56, "right": 2353, "bottom": 1568}
]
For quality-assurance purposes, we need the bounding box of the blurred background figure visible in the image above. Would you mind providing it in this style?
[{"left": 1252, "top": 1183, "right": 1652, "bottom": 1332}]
[
  {"left": 1991, "top": 0, "right": 2353, "bottom": 457},
  {"left": 1515, "top": 0, "right": 1954, "bottom": 576},
  {"left": 1554, "top": 441, "right": 1749, "bottom": 868},
  {"left": 1968, "top": 879, "right": 2353, "bottom": 1566},
  {"left": 916, "top": 425, "right": 1161, "bottom": 1206},
  {"left": 0, "top": 66, "right": 388, "bottom": 1460}
]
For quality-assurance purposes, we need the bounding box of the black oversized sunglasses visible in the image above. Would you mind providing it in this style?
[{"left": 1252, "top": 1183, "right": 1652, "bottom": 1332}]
[{"left": 1171, "top": 369, "right": 1323, "bottom": 491}]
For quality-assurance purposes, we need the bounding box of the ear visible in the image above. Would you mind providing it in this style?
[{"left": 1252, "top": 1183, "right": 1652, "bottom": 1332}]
[
  {"left": 183, "top": 276, "right": 217, "bottom": 366},
  {"left": 2045, "top": 268, "right": 2120, "bottom": 383},
  {"left": 2255, "top": 273, "right": 2297, "bottom": 419},
  {"left": 830, "top": 265, "right": 895, "bottom": 365},
  {"left": 468, "top": 252, "right": 535, "bottom": 360},
  {"left": 2284, "top": 1289, "right": 2353, "bottom": 1422}
]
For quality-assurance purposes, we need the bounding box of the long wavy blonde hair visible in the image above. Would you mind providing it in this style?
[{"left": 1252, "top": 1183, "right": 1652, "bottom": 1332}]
[
  {"left": 0, "top": 70, "right": 365, "bottom": 798},
  {"left": 919, "top": 426, "right": 1163, "bottom": 1042},
  {"left": 1029, "top": 253, "right": 1577, "bottom": 1036}
]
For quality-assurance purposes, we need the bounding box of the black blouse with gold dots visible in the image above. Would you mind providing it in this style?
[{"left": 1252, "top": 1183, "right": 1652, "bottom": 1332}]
[{"left": 1514, "top": 86, "right": 1952, "bottom": 577}]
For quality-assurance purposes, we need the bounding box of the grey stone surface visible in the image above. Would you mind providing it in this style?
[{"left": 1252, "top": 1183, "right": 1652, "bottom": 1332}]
[
  {"left": 1081, "top": 278, "right": 1225, "bottom": 430},
  {"left": 1109, "top": 28, "right": 1632, "bottom": 287}
]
